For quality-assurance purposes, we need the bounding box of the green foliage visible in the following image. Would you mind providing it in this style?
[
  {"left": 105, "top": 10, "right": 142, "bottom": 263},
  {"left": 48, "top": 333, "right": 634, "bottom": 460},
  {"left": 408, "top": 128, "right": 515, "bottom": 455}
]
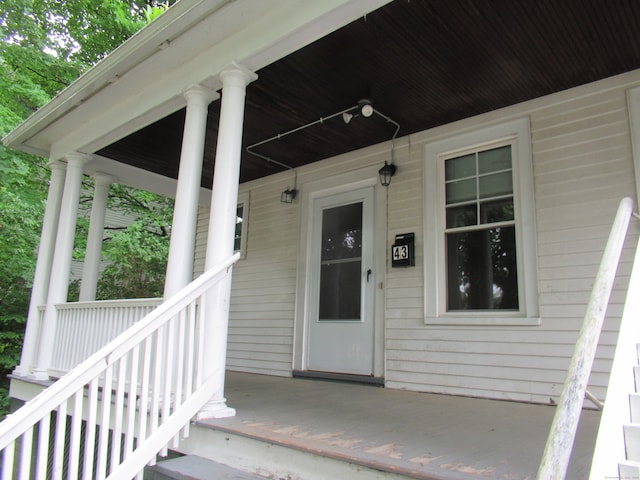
[
  {"left": 97, "top": 222, "right": 169, "bottom": 300},
  {"left": 0, "top": 0, "right": 174, "bottom": 415}
]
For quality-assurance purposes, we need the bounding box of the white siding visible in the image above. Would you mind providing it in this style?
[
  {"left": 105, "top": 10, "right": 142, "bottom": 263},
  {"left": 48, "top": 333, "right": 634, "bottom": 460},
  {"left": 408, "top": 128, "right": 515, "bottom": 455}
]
[
  {"left": 194, "top": 180, "right": 299, "bottom": 377},
  {"left": 386, "top": 76, "right": 639, "bottom": 404},
  {"left": 194, "top": 71, "right": 640, "bottom": 403}
]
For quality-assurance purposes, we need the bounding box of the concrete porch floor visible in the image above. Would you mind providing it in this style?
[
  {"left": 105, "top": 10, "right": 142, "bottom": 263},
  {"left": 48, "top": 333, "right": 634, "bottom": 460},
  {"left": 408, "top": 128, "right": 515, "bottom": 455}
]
[{"left": 193, "top": 371, "right": 601, "bottom": 480}]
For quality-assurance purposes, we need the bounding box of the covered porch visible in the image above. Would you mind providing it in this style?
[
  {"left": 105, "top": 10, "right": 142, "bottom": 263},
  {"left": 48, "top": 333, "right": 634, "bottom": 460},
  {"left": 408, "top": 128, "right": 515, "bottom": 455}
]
[{"left": 176, "top": 371, "right": 600, "bottom": 480}]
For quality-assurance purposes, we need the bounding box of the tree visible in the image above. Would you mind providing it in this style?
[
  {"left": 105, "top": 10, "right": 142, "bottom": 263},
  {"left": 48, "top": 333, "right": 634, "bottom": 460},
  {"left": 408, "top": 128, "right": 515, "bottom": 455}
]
[{"left": 0, "top": 0, "right": 174, "bottom": 415}]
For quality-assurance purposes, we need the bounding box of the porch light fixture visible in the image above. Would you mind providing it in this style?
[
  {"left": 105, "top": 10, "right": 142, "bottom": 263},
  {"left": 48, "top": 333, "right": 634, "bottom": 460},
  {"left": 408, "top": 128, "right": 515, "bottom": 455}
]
[
  {"left": 280, "top": 169, "right": 298, "bottom": 203},
  {"left": 246, "top": 99, "right": 401, "bottom": 197},
  {"left": 378, "top": 161, "right": 397, "bottom": 187},
  {"left": 281, "top": 187, "right": 297, "bottom": 203}
]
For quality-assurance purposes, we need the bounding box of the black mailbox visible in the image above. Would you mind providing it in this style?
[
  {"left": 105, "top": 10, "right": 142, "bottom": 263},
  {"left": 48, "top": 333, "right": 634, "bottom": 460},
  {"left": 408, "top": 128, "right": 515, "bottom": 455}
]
[{"left": 391, "top": 233, "right": 415, "bottom": 267}]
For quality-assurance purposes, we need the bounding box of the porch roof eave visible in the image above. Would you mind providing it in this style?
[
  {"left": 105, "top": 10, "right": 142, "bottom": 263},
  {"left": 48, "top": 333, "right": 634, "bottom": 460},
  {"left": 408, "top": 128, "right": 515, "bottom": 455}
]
[
  {"left": 2, "top": 0, "right": 392, "bottom": 164},
  {"left": 2, "top": 0, "right": 229, "bottom": 157}
]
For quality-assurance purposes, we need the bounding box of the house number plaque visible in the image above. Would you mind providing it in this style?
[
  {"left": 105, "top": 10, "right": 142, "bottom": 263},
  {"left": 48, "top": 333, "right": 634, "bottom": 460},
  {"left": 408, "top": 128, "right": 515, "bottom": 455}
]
[{"left": 391, "top": 233, "right": 415, "bottom": 267}]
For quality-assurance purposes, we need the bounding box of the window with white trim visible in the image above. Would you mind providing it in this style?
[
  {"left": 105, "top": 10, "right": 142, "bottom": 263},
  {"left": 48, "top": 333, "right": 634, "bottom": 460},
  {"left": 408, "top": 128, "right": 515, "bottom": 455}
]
[{"left": 424, "top": 118, "right": 539, "bottom": 325}]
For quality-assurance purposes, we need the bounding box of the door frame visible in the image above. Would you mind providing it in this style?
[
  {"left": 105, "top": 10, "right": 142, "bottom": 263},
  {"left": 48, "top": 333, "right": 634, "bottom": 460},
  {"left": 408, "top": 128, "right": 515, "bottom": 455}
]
[{"left": 292, "top": 167, "right": 387, "bottom": 379}]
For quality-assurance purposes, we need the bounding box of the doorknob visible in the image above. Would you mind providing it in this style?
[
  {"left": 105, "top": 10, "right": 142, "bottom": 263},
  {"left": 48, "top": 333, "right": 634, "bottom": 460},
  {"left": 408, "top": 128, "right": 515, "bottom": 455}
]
[{"left": 366, "top": 269, "right": 372, "bottom": 282}]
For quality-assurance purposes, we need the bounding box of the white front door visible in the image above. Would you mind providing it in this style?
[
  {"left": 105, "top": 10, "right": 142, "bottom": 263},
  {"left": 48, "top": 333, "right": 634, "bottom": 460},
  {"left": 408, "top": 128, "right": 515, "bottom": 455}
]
[{"left": 307, "top": 186, "right": 375, "bottom": 375}]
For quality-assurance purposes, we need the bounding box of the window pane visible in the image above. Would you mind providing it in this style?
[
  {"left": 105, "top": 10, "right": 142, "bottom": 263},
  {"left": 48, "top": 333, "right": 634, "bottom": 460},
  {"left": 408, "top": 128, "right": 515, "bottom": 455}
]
[
  {"left": 321, "top": 203, "right": 362, "bottom": 261},
  {"left": 319, "top": 261, "right": 362, "bottom": 320},
  {"left": 446, "top": 204, "right": 477, "bottom": 228},
  {"left": 446, "top": 226, "right": 519, "bottom": 311},
  {"left": 479, "top": 171, "right": 513, "bottom": 198},
  {"left": 234, "top": 205, "right": 244, "bottom": 252},
  {"left": 480, "top": 198, "right": 514, "bottom": 224},
  {"left": 478, "top": 146, "right": 511, "bottom": 174},
  {"left": 445, "top": 153, "right": 476, "bottom": 180},
  {"left": 446, "top": 178, "right": 476, "bottom": 204}
]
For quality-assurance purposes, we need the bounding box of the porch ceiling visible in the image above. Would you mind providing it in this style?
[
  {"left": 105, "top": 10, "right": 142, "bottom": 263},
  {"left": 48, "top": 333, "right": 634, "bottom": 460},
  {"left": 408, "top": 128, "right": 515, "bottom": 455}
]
[{"left": 97, "top": 0, "right": 640, "bottom": 187}]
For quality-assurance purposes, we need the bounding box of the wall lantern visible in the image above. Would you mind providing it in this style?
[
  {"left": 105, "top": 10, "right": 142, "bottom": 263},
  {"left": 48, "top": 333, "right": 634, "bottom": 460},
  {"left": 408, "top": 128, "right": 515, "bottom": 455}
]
[
  {"left": 281, "top": 187, "right": 297, "bottom": 203},
  {"left": 378, "top": 161, "right": 397, "bottom": 187}
]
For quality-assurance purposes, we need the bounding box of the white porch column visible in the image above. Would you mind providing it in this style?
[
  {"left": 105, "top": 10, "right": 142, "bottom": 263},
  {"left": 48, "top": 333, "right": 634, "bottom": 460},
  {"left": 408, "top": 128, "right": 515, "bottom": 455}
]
[
  {"left": 79, "top": 172, "right": 115, "bottom": 301},
  {"left": 13, "top": 162, "right": 66, "bottom": 377},
  {"left": 32, "top": 152, "right": 91, "bottom": 380},
  {"left": 164, "top": 85, "right": 217, "bottom": 298},
  {"left": 198, "top": 63, "right": 257, "bottom": 419}
]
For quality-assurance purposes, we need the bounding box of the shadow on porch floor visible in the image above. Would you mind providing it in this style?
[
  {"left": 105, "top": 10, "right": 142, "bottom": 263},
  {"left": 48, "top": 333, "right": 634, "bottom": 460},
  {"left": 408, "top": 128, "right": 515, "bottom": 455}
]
[{"left": 193, "top": 371, "right": 599, "bottom": 480}]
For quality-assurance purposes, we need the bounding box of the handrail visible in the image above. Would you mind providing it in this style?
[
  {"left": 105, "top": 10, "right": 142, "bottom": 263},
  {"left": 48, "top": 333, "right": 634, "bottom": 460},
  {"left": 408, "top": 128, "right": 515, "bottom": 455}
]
[
  {"left": 537, "top": 197, "right": 635, "bottom": 479},
  {"left": 589, "top": 215, "right": 640, "bottom": 478},
  {"left": 0, "top": 252, "right": 240, "bottom": 479}
]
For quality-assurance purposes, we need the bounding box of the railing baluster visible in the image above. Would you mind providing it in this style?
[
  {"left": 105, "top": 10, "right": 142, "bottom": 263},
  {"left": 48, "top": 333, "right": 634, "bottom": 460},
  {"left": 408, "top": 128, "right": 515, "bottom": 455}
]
[
  {"left": 96, "top": 365, "right": 113, "bottom": 480},
  {"left": 182, "top": 301, "right": 197, "bottom": 439},
  {"left": 1, "top": 440, "right": 15, "bottom": 480},
  {"left": 161, "top": 317, "right": 176, "bottom": 457},
  {"left": 36, "top": 414, "right": 50, "bottom": 478},
  {"left": 83, "top": 378, "right": 99, "bottom": 480},
  {"left": 195, "top": 294, "right": 206, "bottom": 389},
  {"left": 137, "top": 336, "right": 152, "bottom": 448},
  {"left": 67, "top": 389, "right": 84, "bottom": 480},
  {"left": 172, "top": 309, "right": 187, "bottom": 449},
  {"left": 52, "top": 400, "right": 68, "bottom": 479},
  {"left": 18, "top": 428, "right": 33, "bottom": 479},
  {"left": 148, "top": 326, "right": 164, "bottom": 464},
  {"left": 124, "top": 345, "right": 141, "bottom": 460},
  {"left": 109, "top": 356, "right": 128, "bottom": 475}
]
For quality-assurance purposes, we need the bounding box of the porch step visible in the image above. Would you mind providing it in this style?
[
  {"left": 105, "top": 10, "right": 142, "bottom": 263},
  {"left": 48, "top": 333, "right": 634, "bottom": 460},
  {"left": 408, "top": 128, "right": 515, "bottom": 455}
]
[
  {"left": 147, "top": 455, "right": 269, "bottom": 480},
  {"left": 626, "top": 423, "right": 640, "bottom": 462},
  {"left": 618, "top": 460, "right": 640, "bottom": 479},
  {"left": 631, "top": 393, "right": 640, "bottom": 423}
]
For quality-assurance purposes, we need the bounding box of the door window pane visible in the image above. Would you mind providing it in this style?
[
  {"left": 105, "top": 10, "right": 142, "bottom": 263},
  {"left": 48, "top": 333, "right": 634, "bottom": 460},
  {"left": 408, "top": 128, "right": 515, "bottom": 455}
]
[
  {"left": 321, "top": 203, "right": 362, "bottom": 261},
  {"left": 319, "top": 261, "right": 361, "bottom": 320},
  {"left": 318, "top": 202, "right": 363, "bottom": 321}
]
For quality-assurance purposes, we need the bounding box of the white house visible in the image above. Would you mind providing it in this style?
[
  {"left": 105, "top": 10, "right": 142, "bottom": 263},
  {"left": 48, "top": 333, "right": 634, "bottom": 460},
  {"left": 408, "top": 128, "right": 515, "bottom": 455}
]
[{"left": 3, "top": 1, "right": 640, "bottom": 478}]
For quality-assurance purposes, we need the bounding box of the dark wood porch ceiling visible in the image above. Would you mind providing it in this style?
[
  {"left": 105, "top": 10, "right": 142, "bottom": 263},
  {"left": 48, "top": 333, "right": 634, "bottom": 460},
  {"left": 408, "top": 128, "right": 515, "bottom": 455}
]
[{"left": 97, "top": 0, "right": 640, "bottom": 187}]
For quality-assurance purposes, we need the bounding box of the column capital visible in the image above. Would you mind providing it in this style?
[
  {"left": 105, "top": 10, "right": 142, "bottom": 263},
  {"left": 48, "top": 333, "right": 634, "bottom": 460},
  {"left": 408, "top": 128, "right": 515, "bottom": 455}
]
[
  {"left": 63, "top": 151, "right": 93, "bottom": 167},
  {"left": 91, "top": 171, "right": 117, "bottom": 187},
  {"left": 219, "top": 62, "right": 258, "bottom": 88},
  {"left": 184, "top": 84, "right": 219, "bottom": 107},
  {"left": 47, "top": 160, "right": 66, "bottom": 172}
]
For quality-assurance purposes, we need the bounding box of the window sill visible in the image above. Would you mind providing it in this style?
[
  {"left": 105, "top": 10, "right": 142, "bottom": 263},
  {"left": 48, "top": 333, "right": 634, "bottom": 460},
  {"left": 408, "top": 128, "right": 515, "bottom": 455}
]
[{"left": 425, "top": 315, "right": 541, "bottom": 327}]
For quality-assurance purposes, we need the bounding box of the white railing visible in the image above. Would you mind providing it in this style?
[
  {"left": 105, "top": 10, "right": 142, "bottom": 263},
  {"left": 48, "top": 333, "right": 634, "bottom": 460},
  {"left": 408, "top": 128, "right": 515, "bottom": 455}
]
[
  {"left": 0, "top": 253, "right": 239, "bottom": 480},
  {"left": 51, "top": 298, "right": 162, "bottom": 376},
  {"left": 537, "top": 197, "right": 635, "bottom": 479},
  {"left": 589, "top": 209, "right": 640, "bottom": 478}
]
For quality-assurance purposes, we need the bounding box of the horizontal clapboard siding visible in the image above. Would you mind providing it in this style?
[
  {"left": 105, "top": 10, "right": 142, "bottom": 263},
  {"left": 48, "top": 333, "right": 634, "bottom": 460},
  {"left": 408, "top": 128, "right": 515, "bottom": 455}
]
[
  {"left": 386, "top": 77, "right": 638, "bottom": 404},
  {"left": 194, "top": 180, "right": 298, "bottom": 377},
  {"left": 193, "top": 72, "right": 640, "bottom": 403}
]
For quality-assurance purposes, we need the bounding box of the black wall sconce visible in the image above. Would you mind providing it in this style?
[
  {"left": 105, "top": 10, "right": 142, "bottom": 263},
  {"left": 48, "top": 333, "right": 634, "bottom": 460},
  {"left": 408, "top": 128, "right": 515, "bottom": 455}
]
[
  {"left": 378, "top": 161, "right": 397, "bottom": 187},
  {"left": 281, "top": 187, "right": 297, "bottom": 203}
]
